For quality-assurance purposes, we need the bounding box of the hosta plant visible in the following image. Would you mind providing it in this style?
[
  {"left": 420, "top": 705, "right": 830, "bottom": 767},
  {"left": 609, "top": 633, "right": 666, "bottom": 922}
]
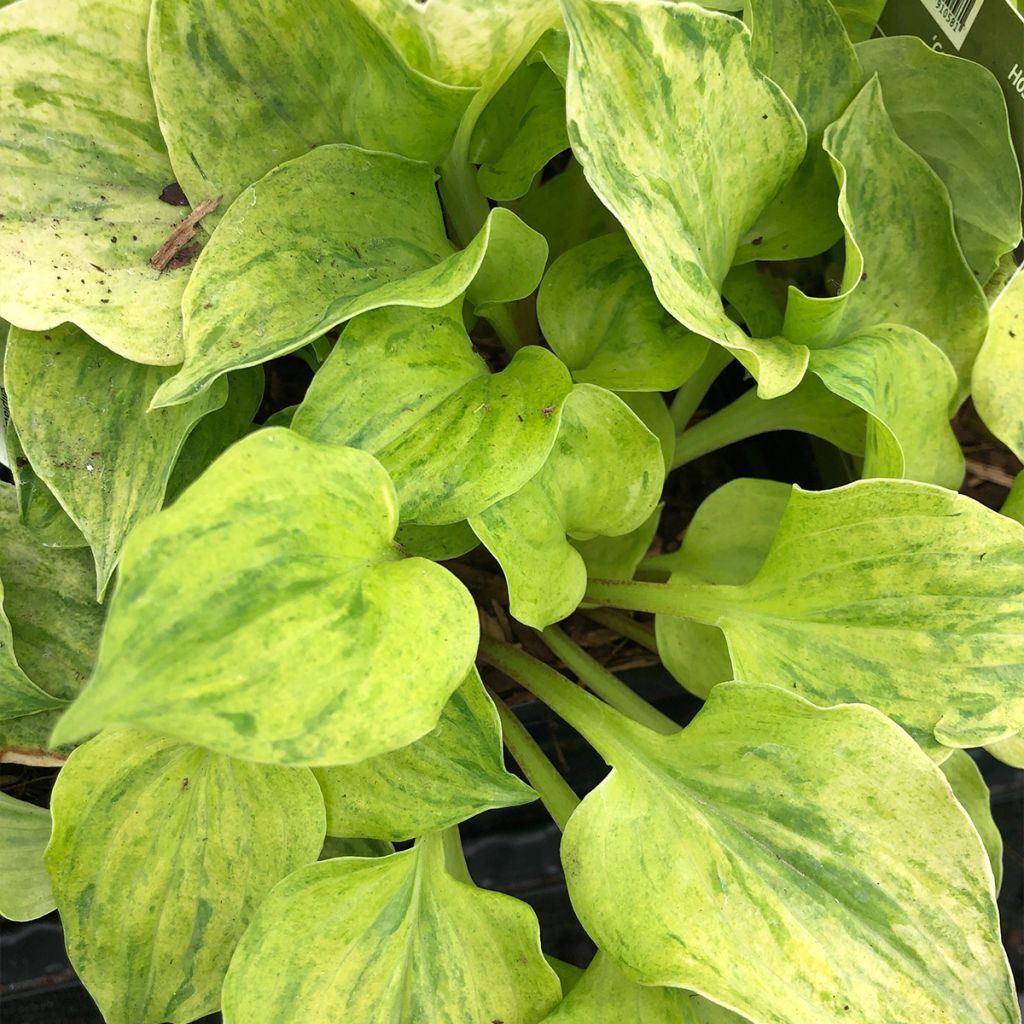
[{"left": 1, "top": 0, "right": 1023, "bottom": 1022}]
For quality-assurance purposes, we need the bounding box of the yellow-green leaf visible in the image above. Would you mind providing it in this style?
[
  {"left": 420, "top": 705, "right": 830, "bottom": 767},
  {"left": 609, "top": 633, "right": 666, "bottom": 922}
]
[
  {"left": 5, "top": 324, "right": 226, "bottom": 596},
  {"left": 857, "top": 36, "right": 1022, "bottom": 283},
  {"left": 0, "top": 0, "right": 195, "bottom": 364},
  {"left": 784, "top": 78, "right": 988, "bottom": 395},
  {"left": 149, "top": 0, "right": 472, "bottom": 206},
  {"left": 561, "top": 0, "right": 809, "bottom": 397},
  {"left": 561, "top": 682, "right": 1015, "bottom": 1024},
  {"left": 0, "top": 791, "right": 54, "bottom": 921},
  {"left": 293, "top": 302, "right": 572, "bottom": 525},
  {"left": 470, "top": 385, "right": 663, "bottom": 628},
  {"left": 46, "top": 727, "right": 325, "bottom": 1024},
  {"left": 315, "top": 669, "right": 534, "bottom": 841},
  {"left": 153, "top": 146, "right": 546, "bottom": 407},
  {"left": 538, "top": 235, "right": 709, "bottom": 392},
  {"left": 940, "top": 749, "right": 1004, "bottom": 892},
  {"left": 610, "top": 481, "right": 1024, "bottom": 756},
  {"left": 221, "top": 833, "right": 562, "bottom": 1023},
  {"left": 51, "top": 430, "right": 479, "bottom": 765}
]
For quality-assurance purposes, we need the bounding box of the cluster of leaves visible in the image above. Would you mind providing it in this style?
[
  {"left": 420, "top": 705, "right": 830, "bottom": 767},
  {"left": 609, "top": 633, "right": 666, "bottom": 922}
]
[{"left": 0, "top": 0, "right": 1023, "bottom": 1022}]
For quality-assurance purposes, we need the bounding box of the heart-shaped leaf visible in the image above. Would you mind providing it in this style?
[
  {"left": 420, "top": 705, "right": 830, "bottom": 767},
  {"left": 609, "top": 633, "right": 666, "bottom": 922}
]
[
  {"left": 0, "top": 791, "right": 54, "bottom": 921},
  {"left": 538, "top": 235, "right": 709, "bottom": 392},
  {"left": 314, "top": 669, "right": 535, "bottom": 841},
  {"left": 153, "top": 146, "right": 547, "bottom": 406},
  {"left": 221, "top": 833, "right": 561, "bottom": 1023},
  {"left": 0, "top": 0, "right": 198, "bottom": 364},
  {"left": 149, "top": 0, "right": 472, "bottom": 206},
  {"left": 470, "top": 385, "right": 663, "bottom": 628},
  {"left": 561, "top": 0, "right": 809, "bottom": 397},
  {"left": 293, "top": 302, "right": 572, "bottom": 524},
  {"left": 561, "top": 682, "right": 1015, "bottom": 1024},
  {"left": 857, "top": 36, "right": 1022, "bottom": 283},
  {"left": 46, "top": 727, "right": 325, "bottom": 1024},
  {"left": 51, "top": 430, "right": 479, "bottom": 765},
  {"left": 593, "top": 480, "right": 1024, "bottom": 755},
  {"left": 5, "top": 323, "right": 227, "bottom": 596}
]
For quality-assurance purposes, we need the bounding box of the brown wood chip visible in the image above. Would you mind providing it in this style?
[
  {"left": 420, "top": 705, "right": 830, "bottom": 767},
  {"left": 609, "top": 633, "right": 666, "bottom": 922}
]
[{"left": 150, "top": 195, "right": 222, "bottom": 272}]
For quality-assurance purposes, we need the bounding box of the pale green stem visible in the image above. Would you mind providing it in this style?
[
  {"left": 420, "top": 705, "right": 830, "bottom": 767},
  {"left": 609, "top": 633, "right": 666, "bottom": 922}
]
[
  {"left": 491, "top": 692, "right": 580, "bottom": 831},
  {"left": 538, "top": 626, "right": 678, "bottom": 735},
  {"left": 441, "top": 826, "right": 474, "bottom": 885},
  {"left": 478, "top": 636, "right": 629, "bottom": 763},
  {"left": 584, "top": 577, "right": 737, "bottom": 624},
  {"left": 669, "top": 345, "right": 732, "bottom": 430},
  {"left": 580, "top": 607, "right": 658, "bottom": 654}
]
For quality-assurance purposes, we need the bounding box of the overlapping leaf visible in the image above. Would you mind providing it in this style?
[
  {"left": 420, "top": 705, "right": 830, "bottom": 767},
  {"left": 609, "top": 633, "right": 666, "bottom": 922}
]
[
  {"left": 149, "top": 0, "right": 472, "bottom": 206},
  {"left": 857, "top": 36, "right": 1022, "bottom": 283},
  {"left": 293, "top": 302, "right": 572, "bottom": 524},
  {"left": 46, "top": 727, "right": 325, "bottom": 1024},
  {"left": 561, "top": 0, "right": 810, "bottom": 396},
  {"left": 784, "top": 79, "right": 989, "bottom": 394},
  {"left": 5, "top": 324, "right": 227, "bottom": 596},
  {"left": 0, "top": 792, "right": 54, "bottom": 921},
  {"left": 314, "top": 670, "right": 534, "bottom": 841},
  {"left": 221, "top": 834, "right": 562, "bottom": 1023},
  {"left": 0, "top": 0, "right": 196, "bottom": 364},
  {"left": 538, "top": 235, "right": 709, "bottom": 392},
  {"left": 561, "top": 683, "right": 1016, "bottom": 1024},
  {"left": 735, "top": 0, "right": 861, "bottom": 263},
  {"left": 470, "top": 385, "right": 663, "bottom": 628},
  {"left": 51, "top": 430, "right": 479, "bottom": 765},
  {"left": 940, "top": 750, "right": 1004, "bottom": 891},
  {"left": 619, "top": 481, "right": 1024, "bottom": 756},
  {"left": 152, "top": 147, "right": 547, "bottom": 406}
]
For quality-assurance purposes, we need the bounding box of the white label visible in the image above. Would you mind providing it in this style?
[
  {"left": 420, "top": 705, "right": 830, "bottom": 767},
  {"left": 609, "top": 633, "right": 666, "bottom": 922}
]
[{"left": 920, "top": 0, "right": 987, "bottom": 48}]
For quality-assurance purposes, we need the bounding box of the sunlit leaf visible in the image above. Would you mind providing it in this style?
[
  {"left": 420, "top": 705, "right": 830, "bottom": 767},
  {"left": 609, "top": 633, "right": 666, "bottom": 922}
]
[
  {"left": 562, "top": 682, "right": 1016, "bottom": 1024},
  {"left": 51, "top": 430, "right": 479, "bottom": 765},
  {"left": 0, "top": 791, "right": 54, "bottom": 921},
  {"left": 221, "top": 833, "right": 562, "bottom": 1023},
  {"left": 294, "top": 302, "right": 572, "bottom": 524},
  {"left": 562, "top": 0, "right": 809, "bottom": 397},
  {"left": 153, "top": 147, "right": 546, "bottom": 407},
  {"left": 46, "top": 727, "right": 325, "bottom": 1024},
  {"left": 470, "top": 385, "right": 663, "bottom": 628},
  {"left": 0, "top": 0, "right": 197, "bottom": 364},
  {"left": 315, "top": 669, "right": 534, "bottom": 841},
  {"left": 5, "top": 324, "right": 226, "bottom": 596}
]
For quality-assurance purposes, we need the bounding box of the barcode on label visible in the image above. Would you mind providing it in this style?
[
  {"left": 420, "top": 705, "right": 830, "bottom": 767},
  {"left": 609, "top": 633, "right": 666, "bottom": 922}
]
[{"left": 921, "top": 0, "right": 987, "bottom": 48}]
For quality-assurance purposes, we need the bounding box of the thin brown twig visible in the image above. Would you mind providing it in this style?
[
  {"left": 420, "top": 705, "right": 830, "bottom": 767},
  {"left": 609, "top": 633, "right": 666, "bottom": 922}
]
[{"left": 150, "top": 195, "right": 222, "bottom": 271}]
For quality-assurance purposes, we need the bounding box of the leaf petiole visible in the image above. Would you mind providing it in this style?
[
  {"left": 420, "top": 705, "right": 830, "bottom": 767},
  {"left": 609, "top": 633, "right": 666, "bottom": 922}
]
[
  {"left": 583, "top": 577, "right": 735, "bottom": 625},
  {"left": 490, "top": 692, "right": 580, "bottom": 831},
  {"left": 537, "top": 626, "right": 678, "bottom": 735}
]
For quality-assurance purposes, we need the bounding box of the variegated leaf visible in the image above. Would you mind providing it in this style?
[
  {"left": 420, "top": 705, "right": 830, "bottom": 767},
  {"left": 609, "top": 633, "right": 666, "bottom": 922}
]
[
  {"left": 51, "top": 430, "right": 479, "bottom": 765},
  {"left": 293, "top": 302, "right": 572, "bottom": 525},
  {"left": 940, "top": 749, "right": 1004, "bottom": 891},
  {"left": 314, "top": 669, "right": 534, "bottom": 841},
  {"left": 0, "top": 791, "right": 54, "bottom": 921},
  {"left": 221, "top": 834, "right": 561, "bottom": 1023},
  {"left": 0, "top": 0, "right": 195, "bottom": 364},
  {"left": 153, "top": 147, "right": 547, "bottom": 407},
  {"left": 5, "top": 324, "right": 226, "bottom": 596},
  {"left": 562, "top": 0, "right": 809, "bottom": 397},
  {"left": 561, "top": 682, "right": 1016, "bottom": 1024},
  {"left": 47, "top": 727, "right": 325, "bottom": 1024}
]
